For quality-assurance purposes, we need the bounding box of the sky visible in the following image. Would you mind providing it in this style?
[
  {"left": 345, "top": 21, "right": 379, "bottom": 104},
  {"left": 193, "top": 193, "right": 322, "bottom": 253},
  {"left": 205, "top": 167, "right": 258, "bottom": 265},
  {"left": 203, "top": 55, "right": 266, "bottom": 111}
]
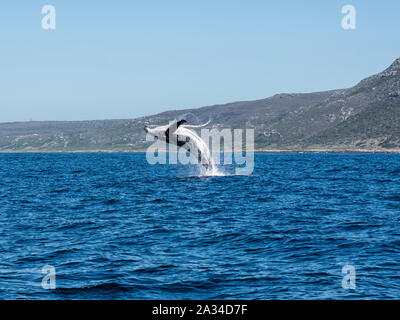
[{"left": 0, "top": 0, "right": 399, "bottom": 122}]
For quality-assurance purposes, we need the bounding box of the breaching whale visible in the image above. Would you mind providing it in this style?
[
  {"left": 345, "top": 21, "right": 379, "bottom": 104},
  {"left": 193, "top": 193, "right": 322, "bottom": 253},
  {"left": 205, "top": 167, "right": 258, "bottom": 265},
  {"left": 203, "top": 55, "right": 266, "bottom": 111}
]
[{"left": 144, "top": 119, "right": 214, "bottom": 172}]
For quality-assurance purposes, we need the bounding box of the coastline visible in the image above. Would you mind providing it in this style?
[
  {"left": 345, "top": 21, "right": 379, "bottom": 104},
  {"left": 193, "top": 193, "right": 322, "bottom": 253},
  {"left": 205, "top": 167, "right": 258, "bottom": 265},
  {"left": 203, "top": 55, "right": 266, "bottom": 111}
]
[{"left": 1, "top": 148, "right": 400, "bottom": 154}]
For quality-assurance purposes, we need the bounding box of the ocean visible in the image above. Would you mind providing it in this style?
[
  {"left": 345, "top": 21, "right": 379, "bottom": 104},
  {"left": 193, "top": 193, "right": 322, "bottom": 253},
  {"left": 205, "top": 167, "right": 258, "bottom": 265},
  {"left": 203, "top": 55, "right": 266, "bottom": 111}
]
[{"left": 0, "top": 153, "right": 399, "bottom": 299}]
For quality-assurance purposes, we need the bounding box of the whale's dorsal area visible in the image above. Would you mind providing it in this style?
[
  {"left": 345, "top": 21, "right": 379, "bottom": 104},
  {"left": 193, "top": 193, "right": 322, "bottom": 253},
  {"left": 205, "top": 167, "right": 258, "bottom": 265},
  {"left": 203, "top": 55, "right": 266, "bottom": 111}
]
[{"left": 145, "top": 119, "right": 214, "bottom": 172}]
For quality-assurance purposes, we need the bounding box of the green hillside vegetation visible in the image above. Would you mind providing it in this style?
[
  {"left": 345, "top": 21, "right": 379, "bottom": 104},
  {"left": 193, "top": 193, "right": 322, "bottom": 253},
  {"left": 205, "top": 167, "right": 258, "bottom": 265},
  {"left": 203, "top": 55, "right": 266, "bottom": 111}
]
[{"left": 1, "top": 58, "right": 399, "bottom": 152}]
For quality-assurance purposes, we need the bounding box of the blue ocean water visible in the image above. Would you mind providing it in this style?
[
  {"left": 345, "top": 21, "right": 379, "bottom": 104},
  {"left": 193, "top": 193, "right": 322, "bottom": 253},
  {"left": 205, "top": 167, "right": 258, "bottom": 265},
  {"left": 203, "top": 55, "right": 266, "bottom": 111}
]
[{"left": 0, "top": 153, "right": 399, "bottom": 299}]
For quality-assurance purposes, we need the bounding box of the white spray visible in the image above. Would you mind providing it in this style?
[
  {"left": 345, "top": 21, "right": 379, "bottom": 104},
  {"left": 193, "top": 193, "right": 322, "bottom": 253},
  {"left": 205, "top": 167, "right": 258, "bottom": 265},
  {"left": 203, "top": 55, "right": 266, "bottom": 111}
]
[{"left": 145, "top": 120, "right": 221, "bottom": 176}]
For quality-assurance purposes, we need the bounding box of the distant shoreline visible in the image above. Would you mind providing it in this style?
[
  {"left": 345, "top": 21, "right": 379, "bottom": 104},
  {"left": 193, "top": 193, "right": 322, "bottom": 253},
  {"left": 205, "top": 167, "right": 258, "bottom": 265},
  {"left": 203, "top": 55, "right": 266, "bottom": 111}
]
[{"left": 1, "top": 149, "right": 400, "bottom": 154}]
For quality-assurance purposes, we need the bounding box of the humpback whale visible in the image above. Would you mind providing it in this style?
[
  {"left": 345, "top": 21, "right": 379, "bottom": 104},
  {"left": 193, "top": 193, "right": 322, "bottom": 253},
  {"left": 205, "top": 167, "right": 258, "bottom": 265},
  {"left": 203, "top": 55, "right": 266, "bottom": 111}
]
[{"left": 144, "top": 120, "right": 214, "bottom": 172}]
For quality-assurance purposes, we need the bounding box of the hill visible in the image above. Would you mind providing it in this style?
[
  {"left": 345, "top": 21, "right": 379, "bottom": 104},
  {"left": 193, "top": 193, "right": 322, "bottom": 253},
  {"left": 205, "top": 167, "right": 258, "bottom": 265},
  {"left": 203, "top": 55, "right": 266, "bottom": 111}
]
[{"left": 1, "top": 58, "right": 399, "bottom": 152}]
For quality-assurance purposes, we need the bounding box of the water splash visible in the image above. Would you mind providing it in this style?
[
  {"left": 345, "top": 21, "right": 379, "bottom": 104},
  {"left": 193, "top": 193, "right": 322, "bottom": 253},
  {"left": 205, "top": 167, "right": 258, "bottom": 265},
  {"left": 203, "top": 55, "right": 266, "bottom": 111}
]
[
  {"left": 207, "top": 161, "right": 229, "bottom": 176},
  {"left": 198, "top": 160, "right": 227, "bottom": 177}
]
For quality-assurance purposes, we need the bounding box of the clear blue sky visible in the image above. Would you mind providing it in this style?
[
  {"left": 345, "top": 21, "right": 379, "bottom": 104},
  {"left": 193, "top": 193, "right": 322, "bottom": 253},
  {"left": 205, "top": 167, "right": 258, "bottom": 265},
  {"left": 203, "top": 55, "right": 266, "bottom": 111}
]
[{"left": 1, "top": 0, "right": 399, "bottom": 122}]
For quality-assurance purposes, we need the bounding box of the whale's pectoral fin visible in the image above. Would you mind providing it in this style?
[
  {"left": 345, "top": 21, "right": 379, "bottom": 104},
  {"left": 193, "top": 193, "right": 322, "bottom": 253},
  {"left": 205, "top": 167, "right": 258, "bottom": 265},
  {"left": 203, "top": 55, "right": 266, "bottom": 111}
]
[
  {"left": 177, "top": 119, "right": 187, "bottom": 127},
  {"left": 165, "top": 120, "right": 187, "bottom": 143},
  {"left": 166, "top": 120, "right": 187, "bottom": 143},
  {"left": 166, "top": 119, "right": 186, "bottom": 134}
]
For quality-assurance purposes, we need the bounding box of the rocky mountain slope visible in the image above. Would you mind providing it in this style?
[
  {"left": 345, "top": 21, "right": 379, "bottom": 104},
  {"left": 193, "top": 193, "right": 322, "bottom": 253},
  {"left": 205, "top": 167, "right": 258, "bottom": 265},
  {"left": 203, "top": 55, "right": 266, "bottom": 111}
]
[{"left": 1, "top": 58, "right": 399, "bottom": 151}]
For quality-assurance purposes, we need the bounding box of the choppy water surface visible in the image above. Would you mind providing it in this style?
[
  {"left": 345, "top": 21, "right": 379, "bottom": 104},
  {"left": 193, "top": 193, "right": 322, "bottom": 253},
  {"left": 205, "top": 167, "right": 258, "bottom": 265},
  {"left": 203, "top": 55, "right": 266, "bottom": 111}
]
[{"left": 0, "top": 153, "right": 399, "bottom": 299}]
